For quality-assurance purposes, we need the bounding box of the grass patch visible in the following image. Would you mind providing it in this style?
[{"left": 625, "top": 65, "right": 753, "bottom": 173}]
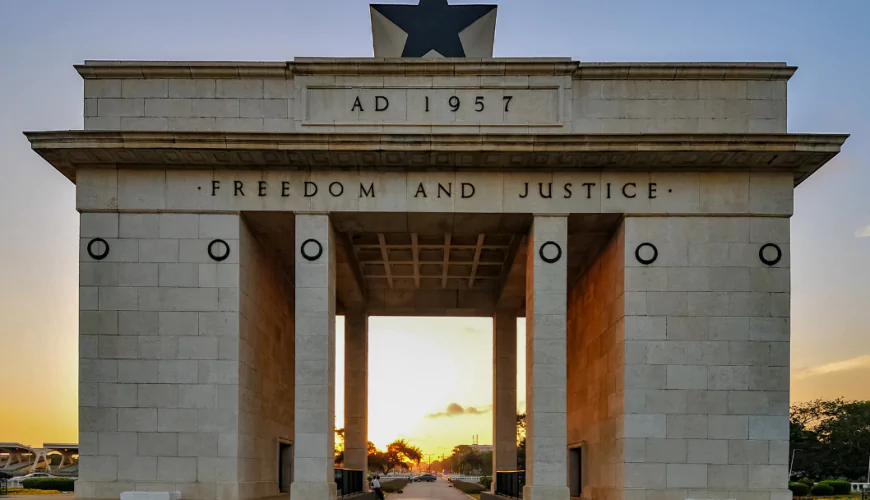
[
  {"left": 380, "top": 479, "right": 409, "bottom": 493},
  {"left": 7, "top": 488, "right": 64, "bottom": 495},
  {"left": 452, "top": 480, "right": 486, "bottom": 495}
]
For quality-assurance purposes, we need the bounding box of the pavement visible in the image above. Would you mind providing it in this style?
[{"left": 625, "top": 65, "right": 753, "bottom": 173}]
[{"left": 395, "top": 478, "right": 474, "bottom": 500}]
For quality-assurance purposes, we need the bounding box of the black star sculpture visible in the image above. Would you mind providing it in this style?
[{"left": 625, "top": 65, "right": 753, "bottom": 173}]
[{"left": 371, "top": 0, "right": 497, "bottom": 57}]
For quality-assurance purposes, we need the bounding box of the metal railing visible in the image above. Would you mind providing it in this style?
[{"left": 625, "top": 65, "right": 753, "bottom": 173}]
[
  {"left": 494, "top": 470, "right": 525, "bottom": 498},
  {"left": 335, "top": 468, "right": 365, "bottom": 497},
  {"left": 0, "top": 477, "right": 7, "bottom": 496}
]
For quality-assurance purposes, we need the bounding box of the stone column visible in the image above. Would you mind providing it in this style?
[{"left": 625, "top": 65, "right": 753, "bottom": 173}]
[
  {"left": 493, "top": 308, "right": 518, "bottom": 483},
  {"left": 344, "top": 310, "right": 368, "bottom": 479},
  {"left": 524, "top": 215, "right": 570, "bottom": 500},
  {"left": 292, "top": 214, "right": 337, "bottom": 500}
]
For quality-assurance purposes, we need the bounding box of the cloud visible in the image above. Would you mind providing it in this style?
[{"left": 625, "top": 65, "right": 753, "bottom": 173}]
[
  {"left": 854, "top": 225, "right": 870, "bottom": 238},
  {"left": 426, "top": 403, "right": 490, "bottom": 419},
  {"left": 793, "top": 355, "right": 870, "bottom": 402}
]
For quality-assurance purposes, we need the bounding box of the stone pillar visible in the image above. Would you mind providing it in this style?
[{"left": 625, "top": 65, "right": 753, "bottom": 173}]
[
  {"left": 292, "top": 214, "right": 337, "bottom": 500},
  {"left": 524, "top": 215, "right": 570, "bottom": 500},
  {"left": 493, "top": 308, "right": 518, "bottom": 482},
  {"left": 344, "top": 310, "right": 368, "bottom": 479},
  {"left": 621, "top": 216, "right": 791, "bottom": 500}
]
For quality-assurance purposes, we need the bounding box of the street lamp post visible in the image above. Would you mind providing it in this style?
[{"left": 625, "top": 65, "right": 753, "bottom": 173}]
[{"left": 789, "top": 449, "right": 801, "bottom": 478}]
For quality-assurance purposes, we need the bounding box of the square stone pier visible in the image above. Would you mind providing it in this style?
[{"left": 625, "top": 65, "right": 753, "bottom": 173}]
[{"left": 26, "top": 58, "right": 846, "bottom": 500}]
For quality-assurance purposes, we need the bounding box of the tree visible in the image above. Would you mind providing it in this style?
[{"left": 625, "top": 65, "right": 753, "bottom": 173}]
[
  {"left": 367, "top": 442, "right": 390, "bottom": 473},
  {"left": 386, "top": 439, "right": 423, "bottom": 470},
  {"left": 790, "top": 399, "right": 870, "bottom": 481},
  {"left": 517, "top": 413, "right": 526, "bottom": 470},
  {"left": 334, "top": 428, "right": 345, "bottom": 466}
]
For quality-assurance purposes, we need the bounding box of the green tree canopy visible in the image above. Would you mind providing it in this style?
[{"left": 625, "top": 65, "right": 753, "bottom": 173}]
[{"left": 790, "top": 399, "right": 870, "bottom": 481}]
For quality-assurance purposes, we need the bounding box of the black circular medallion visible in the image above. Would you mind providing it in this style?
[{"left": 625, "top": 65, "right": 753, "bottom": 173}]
[
  {"left": 208, "top": 239, "right": 231, "bottom": 262},
  {"left": 759, "top": 243, "right": 782, "bottom": 266},
  {"left": 87, "top": 238, "right": 110, "bottom": 260},
  {"left": 301, "top": 238, "right": 323, "bottom": 262},
  {"left": 635, "top": 243, "right": 658, "bottom": 265},
  {"left": 539, "top": 241, "right": 562, "bottom": 264}
]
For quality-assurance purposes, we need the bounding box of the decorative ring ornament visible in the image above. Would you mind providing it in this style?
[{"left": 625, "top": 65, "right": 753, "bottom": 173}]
[
  {"left": 301, "top": 238, "right": 323, "bottom": 262},
  {"left": 208, "top": 239, "right": 231, "bottom": 262},
  {"left": 87, "top": 238, "right": 110, "bottom": 260},
  {"left": 539, "top": 241, "right": 562, "bottom": 264},
  {"left": 759, "top": 243, "right": 782, "bottom": 266},
  {"left": 635, "top": 243, "right": 658, "bottom": 265}
]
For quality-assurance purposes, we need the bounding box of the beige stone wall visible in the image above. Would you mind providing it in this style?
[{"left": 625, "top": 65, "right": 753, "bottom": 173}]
[
  {"left": 82, "top": 73, "right": 786, "bottom": 134},
  {"left": 621, "top": 216, "right": 790, "bottom": 500},
  {"left": 567, "top": 225, "right": 626, "bottom": 500},
  {"left": 572, "top": 80, "right": 786, "bottom": 133},
  {"left": 237, "top": 220, "right": 295, "bottom": 500},
  {"left": 76, "top": 213, "right": 241, "bottom": 500}
]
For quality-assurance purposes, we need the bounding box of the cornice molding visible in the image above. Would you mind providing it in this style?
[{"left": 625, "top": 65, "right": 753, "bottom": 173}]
[
  {"left": 74, "top": 60, "right": 797, "bottom": 80},
  {"left": 25, "top": 131, "right": 846, "bottom": 186}
]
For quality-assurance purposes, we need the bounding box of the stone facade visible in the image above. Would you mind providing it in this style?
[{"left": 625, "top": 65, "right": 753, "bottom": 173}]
[
  {"left": 28, "top": 58, "right": 846, "bottom": 500},
  {"left": 80, "top": 61, "right": 788, "bottom": 135}
]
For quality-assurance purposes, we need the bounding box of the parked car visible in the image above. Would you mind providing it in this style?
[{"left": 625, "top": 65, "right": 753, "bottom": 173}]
[{"left": 416, "top": 474, "right": 436, "bottom": 482}]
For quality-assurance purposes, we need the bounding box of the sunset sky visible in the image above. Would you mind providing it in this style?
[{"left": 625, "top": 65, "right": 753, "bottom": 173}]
[{"left": 1, "top": 0, "right": 869, "bottom": 455}]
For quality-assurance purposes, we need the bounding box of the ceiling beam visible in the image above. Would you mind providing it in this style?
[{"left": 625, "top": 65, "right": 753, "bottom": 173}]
[
  {"left": 468, "top": 234, "right": 486, "bottom": 289},
  {"left": 334, "top": 231, "right": 368, "bottom": 311},
  {"left": 377, "top": 233, "right": 394, "bottom": 289},
  {"left": 411, "top": 233, "right": 420, "bottom": 289},
  {"left": 495, "top": 235, "right": 527, "bottom": 311},
  {"left": 441, "top": 233, "right": 451, "bottom": 289}
]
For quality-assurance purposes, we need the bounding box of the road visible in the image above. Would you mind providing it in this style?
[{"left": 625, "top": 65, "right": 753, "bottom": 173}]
[{"left": 397, "top": 478, "right": 472, "bottom": 500}]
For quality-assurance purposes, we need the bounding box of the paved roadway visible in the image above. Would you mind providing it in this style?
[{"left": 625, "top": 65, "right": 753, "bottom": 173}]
[{"left": 396, "top": 478, "right": 473, "bottom": 500}]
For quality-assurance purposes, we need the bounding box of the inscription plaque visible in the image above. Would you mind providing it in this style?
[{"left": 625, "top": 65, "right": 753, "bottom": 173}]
[{"left": 305, "top": 86, "right": 561, "bottom": 127}]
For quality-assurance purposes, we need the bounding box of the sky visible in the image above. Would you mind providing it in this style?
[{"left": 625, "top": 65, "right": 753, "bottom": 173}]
[{"left": 0, "top": 0, "right": 869, "bottom": 454}]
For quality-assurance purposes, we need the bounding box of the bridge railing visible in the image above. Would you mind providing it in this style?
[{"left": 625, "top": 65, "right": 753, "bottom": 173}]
[
  {"left": 494, "top": 470, "right": 525, "bottom": 498},
  {"left": 334, "top": 468, "right": 365, "bottom": 497}
]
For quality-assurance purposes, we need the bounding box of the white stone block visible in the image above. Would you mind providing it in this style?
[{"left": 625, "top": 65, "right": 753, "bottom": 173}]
[
  {"left": 119, "top": 311, "right": 158, "bottom": 336},
  {"left": 157, "top": 408, "right": 198, "bottom": 432},
  {"left": 99, "top": 336, "right": 140, "bottom": 359},
  {"left": 81, "top": 359, "right": 118, "bottom": 383},
  {"left": 198, "top": 360, "right": 239, "bottom": 384},
  {"left": 625, "top": 463, "right": 667, "bottom": 488},
  {"left": 216, "top": 80, "right": 263, "bottom": 98},
  {"left": 178, "top": 384, "right": 217, "bottom": 408},
  {"left": 81, "top": 263, "right": 119, "bottom": 287},
  {"left": 177, "top": 336, "right": 219, "bottom": 360},
  {"left": 99, "top": 98, "right": 145, "bottom": 117},
  {"left": 117, "top": 408, "right": 157, "bottom": 432},
  {"left": 749, "top": 416, "right": 788, "bottom": 440},
  {"left": 667, "top": 463, "right": 707, "bottom": 488},
  {"left": 79, "top": 455, "right": 118, "bottom": 481},
  {"left": 80, "top": 407, "right": 117, "bottom": 432},
  {"left": 118, "top": 360, "right": 158, "bottom": 383},
  {"left": 99, "top": 287, "right": 139, "bottom": 311},
  {"left": 708, "top": 464, "right": 748, "bottom": 489},
  {"left": 158, "top": 263, "right": 199, "bottom": 287},
  {"left": 138, "top": 384, "right": 178, "bottom": 408},
  {"left": 708, "top": 415, "right": 749, "bottom": 439},
  {"left": 667, "top": 414, "right": 708, "bottom": 439},
  {"left": 159, "top": 312, "right": 198, "bottom": 336},
  {"left": 624, "top": 414, "right": 667, "bottom": 438},
  {"left": 687, "top": 439, "right": 728, "bottom": 464},
  {"left": 118, "top": 170, "right": 166, "bottom": 210},
  {"left": 157, "top": 360, "right": 199, "bottom": 384},
  {"left": 98, "top": 431, "right": 138, "bottom": 456},
  {"left": 645, "top": 438, "right": 687, "bottom": 463},
  {"left": 137, "top": 432, "right": 178, "bottom": 457},
  {"left": 199, "top": 214, "right": 239, "bottom": 239},
  {"left": 156, "top": 456, "right": 198, "bottom": 482},
  {"left": 667, "top": 365, "right": 707, "bottom": 390},
  {"left": 119, "top": 263, "right": 159, "bottom": 287},
  {"left": 728, "top": 440, "right": 770, "bottom": 465},
  {"left": 81, "top": 213, "right": 119, "bottom": 238},
  {"left": 118, "top": 457, "right": 159, "bottom": 481},
  {"left": 122, "top": 80, "right": 168, "bottom": 98},
  {"left": 178, "top": 433, "right": 218, "bottom": 457}
]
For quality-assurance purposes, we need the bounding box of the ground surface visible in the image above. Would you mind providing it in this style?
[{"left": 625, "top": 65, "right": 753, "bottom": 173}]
[{"left": 396, "top": 478, "right": 472, "bottom": 500}]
